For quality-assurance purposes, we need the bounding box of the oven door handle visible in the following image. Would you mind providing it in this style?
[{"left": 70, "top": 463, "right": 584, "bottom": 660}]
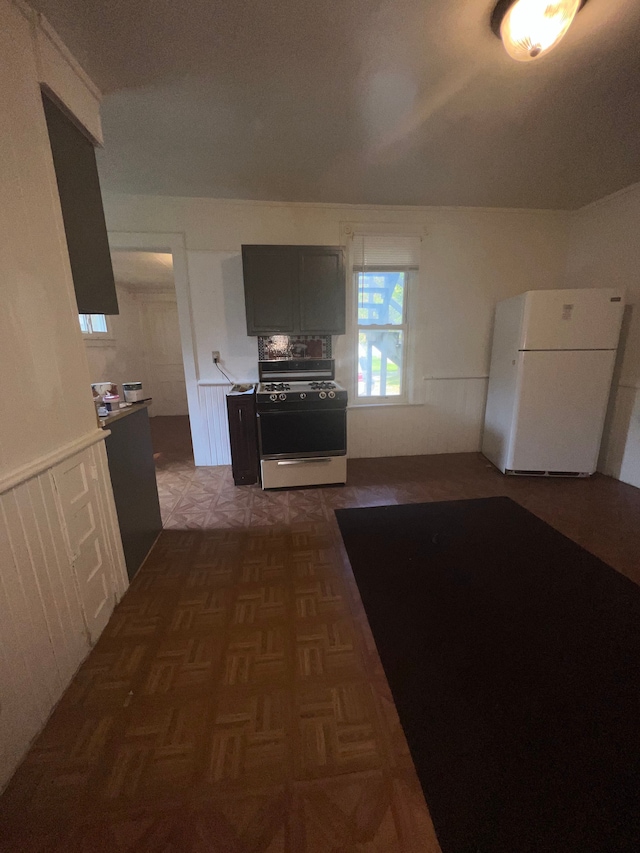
[{"left": 276, "top": 457, "right": 333, "bottom": 466}]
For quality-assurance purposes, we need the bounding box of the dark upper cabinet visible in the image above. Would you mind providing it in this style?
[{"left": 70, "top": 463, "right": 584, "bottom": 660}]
[
  {"left": 242, "top": 245, "right": 298, "bottom": 334},
  {"left": 299, "top": 246, "right": 345, "bottom": 334},
  {"left": 242, "top": 245, "right": 345, "bottom": 336},
  {"left": 42, "top": 92, "right": 119, "bottom": 315}
]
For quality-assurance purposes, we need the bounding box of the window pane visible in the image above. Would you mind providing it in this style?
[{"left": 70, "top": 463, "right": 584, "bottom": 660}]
[
  {"left": 89, "top": 314, "right": 108, "bottom": 333},
  {"left": 357, "top": 272, "right": 405, "bottom": 326},
  {"left": 78, "top": 314, "right": 89, "bottom": 333},
  {"left": 358, "top": 330, "right": 403, "bottom": 397}
]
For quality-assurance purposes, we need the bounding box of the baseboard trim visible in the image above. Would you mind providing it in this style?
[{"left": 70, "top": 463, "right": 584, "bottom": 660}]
[{"left": 0, "top": 428, "right": 107, "bottom": 496}]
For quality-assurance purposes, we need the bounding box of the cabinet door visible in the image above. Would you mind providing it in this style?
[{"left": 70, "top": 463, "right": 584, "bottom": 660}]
[
  {"left": 299, "top": 246, "right": 345, "bottom": 334},
  {"left": 42, "top": 93, "right": 119, "bottom": 315},
  {"left": 104, "top": 409, "right": 162, "bottom": 580},
  {"left": 227, "top": 394, "right": 259, "bottom": 485},
  {"left": 242, "top": 245, "right": 298, "bottom": 335}
]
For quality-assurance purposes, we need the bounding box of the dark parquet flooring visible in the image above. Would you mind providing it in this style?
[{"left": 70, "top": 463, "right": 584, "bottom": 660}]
[{"left": 1, "top": 416, "right": 638, "bottom": 851}]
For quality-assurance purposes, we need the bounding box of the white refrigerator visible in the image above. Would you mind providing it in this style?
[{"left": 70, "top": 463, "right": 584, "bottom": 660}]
[{"left": 482, "top": 288, "right": 624, "bottom": 476}]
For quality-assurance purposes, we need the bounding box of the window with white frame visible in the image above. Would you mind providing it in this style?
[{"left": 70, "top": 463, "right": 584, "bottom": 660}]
[
  {"left": 78, "top": 313, "right": 110, "bottom": 336},
  {"left": 352, "top": 234, "right": 420, "bottom": 401}
]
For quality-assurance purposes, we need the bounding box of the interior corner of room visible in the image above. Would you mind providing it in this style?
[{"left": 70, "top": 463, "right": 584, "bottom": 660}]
[{"left": 2, "top": 0, "right": 640, "bottom": 847}]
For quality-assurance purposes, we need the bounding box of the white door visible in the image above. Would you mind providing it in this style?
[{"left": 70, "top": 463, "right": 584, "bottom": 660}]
[
  {"left": 521, "top": 289, "right": 624, "bottom": 351},
  {"left": 508, "top": 349, "right": 616, "bottom": 474},
  {"left": 139, "top": 296, "right": 189, "bottom": 416}
]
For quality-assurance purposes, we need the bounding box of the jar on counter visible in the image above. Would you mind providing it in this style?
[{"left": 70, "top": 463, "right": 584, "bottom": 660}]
[{"left": 123, "top": 382, "right": 144, "bottom": 403}]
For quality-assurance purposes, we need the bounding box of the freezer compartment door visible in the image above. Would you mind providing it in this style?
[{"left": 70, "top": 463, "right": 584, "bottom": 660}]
[
  {"left": 507, "top": 350, "right": 616, "bottom": 474},
  {"left": 521, "top": 289, "right": 624, "bottom": 351}
]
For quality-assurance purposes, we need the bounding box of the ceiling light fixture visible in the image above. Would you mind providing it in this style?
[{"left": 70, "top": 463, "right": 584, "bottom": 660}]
[{"left": 491, "top": 0, "right": 586, "bottom": 62}]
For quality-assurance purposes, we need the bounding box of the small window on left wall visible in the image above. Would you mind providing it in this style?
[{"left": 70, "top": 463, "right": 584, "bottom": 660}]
[{"left": 79, "top": 313, "right": 110, "bottom": 336}]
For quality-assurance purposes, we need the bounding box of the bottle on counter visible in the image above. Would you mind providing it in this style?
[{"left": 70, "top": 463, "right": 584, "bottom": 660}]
[{"left": 103, "top": 394, "right": 121, "bottom": 412}]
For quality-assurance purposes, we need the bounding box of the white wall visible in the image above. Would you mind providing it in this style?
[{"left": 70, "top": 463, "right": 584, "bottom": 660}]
[
  {"left": 83, "top": 284, "right": 188, "bottom": 417},
  {"left": 0, "top": 0, "right": 127, "bottom": 790},
  {"left": 566, "top": 183, "right": 640, "bottom": 488},
  {"left": 83, "top": 284, "right": 148, "bottom": 393},
  {"left": 103, "top": 193, "right": 571, "bottom": 462},
  {"left": 0, "top": 0, "right": 100, "bottom": 479}
]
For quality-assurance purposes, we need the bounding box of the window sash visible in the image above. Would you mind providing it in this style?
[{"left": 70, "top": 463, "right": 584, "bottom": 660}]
[
  {"left": 79, "top": 313, "right": 110, "bottom": 336},
  {"left": 357, "top": 327, "right": 407, "bottom": 399},
  {"left": 355, "top": 269, "right": 410, "bottom": 400}
]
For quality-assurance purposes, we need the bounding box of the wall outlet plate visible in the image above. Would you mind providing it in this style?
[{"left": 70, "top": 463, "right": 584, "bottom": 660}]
[{"left": 212, "top": 351, "right": 220, "bottom": 363}]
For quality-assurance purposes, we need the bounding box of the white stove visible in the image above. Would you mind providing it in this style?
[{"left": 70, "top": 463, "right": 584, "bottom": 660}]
[{"left": 256, "top": 358, "right": 348, "bottom": 489}]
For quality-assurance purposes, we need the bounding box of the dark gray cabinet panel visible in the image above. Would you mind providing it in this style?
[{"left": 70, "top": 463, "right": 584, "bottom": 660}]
[
  {"left": 104, "top": 407, "right": 162, "bottom": 581},
  {"left": 242, "top": 245, "right": 345, "bottom": 335},
  {"left": 42, "top": 92, "right": 119, "bottom": 315},
  {"left": 242, "top": 245, "right": 298, "bottom": 334},
  {"left": 299, "top": 247, "right": 345, "bottom": 334}
]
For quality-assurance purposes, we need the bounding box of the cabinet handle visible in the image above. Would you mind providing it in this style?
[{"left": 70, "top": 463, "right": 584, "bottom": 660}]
[{"left": 238, "top": 408, "right": 243, "bottom": 424}]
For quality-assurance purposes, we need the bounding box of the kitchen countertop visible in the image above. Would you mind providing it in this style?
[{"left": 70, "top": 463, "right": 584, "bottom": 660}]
[
  {"left": 98, "top": 400, "right": 152, "bottom": 428},
  {"left": 227, "top": 383, "right": 256, "bottom": 396}
]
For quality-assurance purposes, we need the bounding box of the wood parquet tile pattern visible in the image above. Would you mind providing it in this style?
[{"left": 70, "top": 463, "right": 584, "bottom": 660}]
[{"left": 2, "top": 439, "right": 640, "bottom": 852}]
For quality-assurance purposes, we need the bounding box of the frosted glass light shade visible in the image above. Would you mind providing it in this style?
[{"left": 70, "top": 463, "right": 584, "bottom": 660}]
[{"left": 500, "top": 0, "right": 581, "bottom": 62}]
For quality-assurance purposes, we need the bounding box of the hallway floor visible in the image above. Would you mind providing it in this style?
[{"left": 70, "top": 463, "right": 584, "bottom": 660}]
[{"left": 1, "top": 438, "right": 639, "bottom": 851}]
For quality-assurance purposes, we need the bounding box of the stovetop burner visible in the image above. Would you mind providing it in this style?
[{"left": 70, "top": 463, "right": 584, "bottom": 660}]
[
  {"left": 263, "top": 382, "right": 291, "bottom": 392},
  {"left": 257, "top": 358, "right": 346, "bottom": 407},
  {"left": 257, "top": 379, "right": 347, "bottom": 405}
]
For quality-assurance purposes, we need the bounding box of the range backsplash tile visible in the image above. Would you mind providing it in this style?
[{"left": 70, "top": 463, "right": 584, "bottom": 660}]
[{"left": 258, "top": 334, "right": 331, "bottom": 360}]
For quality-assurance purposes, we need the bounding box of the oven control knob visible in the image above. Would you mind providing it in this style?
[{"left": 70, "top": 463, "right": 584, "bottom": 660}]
[
  {"left": 270, "top": 394, "right": 278, "bottom": 401},
  {"left": 299, "top": 392, "right": 306, "bottom": 399},
  {"left": 328, "top": 391, "right": 336, "bottom": 399},
  {"left": 319, "top": 391, "right": 327, "bottom": 399},
  {"left": 279, "top": 393, "right": 287, "bottom": 401}
]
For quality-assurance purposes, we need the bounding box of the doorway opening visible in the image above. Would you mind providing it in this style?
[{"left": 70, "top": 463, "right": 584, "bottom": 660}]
[
  {"left": 82, "top": 247, "right": 195, "bottom": 522},
  {"left": 116, "top": 251, "right": 191, "bottom": 446}
]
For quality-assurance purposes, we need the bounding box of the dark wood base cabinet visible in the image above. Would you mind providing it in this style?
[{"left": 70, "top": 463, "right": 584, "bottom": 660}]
[{"left": 226, "top": 386, "right": 260, "bottom": 485}]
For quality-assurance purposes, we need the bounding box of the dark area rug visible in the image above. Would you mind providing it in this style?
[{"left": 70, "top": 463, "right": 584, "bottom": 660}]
[{"left": 335, "top": 496, "right": 640, "bottom": 853}]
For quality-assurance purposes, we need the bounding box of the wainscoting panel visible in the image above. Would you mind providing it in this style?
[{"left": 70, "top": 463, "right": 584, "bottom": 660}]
[
  {"left": 197, "top": 383, "right": 232, "bottom": 466},
  {"left": 27, "top": 473, "right": 87, "bottom": 685},
  {"left": 51, "top": 451, "right": 112, "bottom": 642},
  {"left": 348, "top": 378, "right": 489, "bottom": 459},
  {"left": 0, "top": 439, "right": 127, "bottom": 791}
]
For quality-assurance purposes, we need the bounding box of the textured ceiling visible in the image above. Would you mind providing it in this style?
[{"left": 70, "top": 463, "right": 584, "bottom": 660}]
[
  {"left": 110, "top": 251, "right": 174, "bottom": 288},
  {"left": 31, "top": 0, "right": 640, "bottom": 209}
]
